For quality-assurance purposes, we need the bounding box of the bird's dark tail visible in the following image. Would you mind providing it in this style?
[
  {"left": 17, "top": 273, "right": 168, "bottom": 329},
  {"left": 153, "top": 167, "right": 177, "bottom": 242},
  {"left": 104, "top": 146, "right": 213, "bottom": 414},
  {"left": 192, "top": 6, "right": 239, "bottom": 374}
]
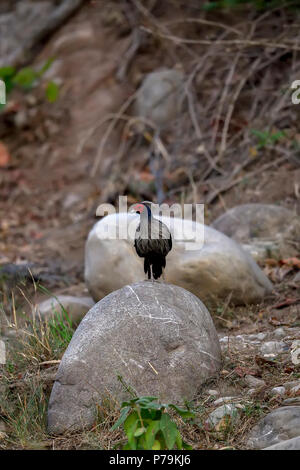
[
  {"left": 144, "top": 257, "right": 151, "bottom": 279},
  {"left": 152, "top": 255, "right": 166, "bottom": 280}
]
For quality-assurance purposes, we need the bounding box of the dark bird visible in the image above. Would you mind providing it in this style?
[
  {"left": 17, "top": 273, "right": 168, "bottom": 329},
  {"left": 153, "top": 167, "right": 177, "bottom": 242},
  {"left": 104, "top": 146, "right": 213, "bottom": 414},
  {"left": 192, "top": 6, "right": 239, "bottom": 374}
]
[{"left": 133, "top": 201, "right": 172, "bottom": 280}]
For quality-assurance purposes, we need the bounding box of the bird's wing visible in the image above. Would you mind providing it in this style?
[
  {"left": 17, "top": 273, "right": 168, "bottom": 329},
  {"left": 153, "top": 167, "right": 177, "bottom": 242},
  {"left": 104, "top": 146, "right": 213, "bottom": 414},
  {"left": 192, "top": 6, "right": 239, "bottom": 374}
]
[{"left": 168, "top": 232, "right": 172, "bottom": 251}]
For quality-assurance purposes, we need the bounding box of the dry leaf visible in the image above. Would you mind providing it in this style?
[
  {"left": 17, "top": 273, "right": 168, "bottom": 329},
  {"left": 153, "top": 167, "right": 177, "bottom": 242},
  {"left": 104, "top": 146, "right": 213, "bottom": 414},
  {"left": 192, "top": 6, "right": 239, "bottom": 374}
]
[
  {"left": 0, "top": 142, "right": 10, "bottom": 167},
  {"left": 279, "top": 258, "right": 300, "bottom": 269}
]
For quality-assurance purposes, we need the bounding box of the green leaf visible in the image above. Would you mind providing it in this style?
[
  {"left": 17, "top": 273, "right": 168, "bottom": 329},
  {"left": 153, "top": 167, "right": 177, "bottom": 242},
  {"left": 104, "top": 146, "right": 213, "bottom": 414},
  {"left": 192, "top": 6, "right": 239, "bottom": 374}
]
[
  {"left": 45, "top": 81, "right": 59, "bottom": 103},
  {"left": 182, "top": 440, "right": 193, "bottom": 450},
  {"left": 121, "top": 397, "right": 139, "bottom": 407},
  {"left": 152, "top": 440, "right": 161, "bottom": 450},
  {"left": 13, "top": 67, "right": 37, "bottom": 88},
  {"left": 124, "top": 411, "right": 139, "bottom": 443},
  {"left": 159, "top": 413, "right": 178, "bottom": 450},
  {"left": 134, "top": 427, "right": 146, "bottom": 437},
  {"left": 169, "top": 404, "right": 195, "bottom": 419},
  {"left": 145, "top": 420, "right": 160, "bottom": 449},
  {"left": 175, "top": 430, "right": 183, "bottom": 450},
  {"left": 141, "top": 408, "right": 161, "bottom": 421},
  {"left": 37, "top": 58, "right": 55, "bottom": 77},
  {"left": 110, "top": 406, "right": 130, "bottom": 431},
  {"left": 0, "top": 66, "right": 16, "bottom": 79}
]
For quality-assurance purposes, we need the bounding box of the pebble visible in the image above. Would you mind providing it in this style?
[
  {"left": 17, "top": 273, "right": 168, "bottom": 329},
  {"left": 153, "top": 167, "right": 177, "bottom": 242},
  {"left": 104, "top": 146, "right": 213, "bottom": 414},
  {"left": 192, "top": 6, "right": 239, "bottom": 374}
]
[
  {"left": 244, "top": 375, "right": 266, "bottom": 388},
  {"left": 270, "top": 386, "right": 286, "bottom": 396},
  {"left": 213, "top": 396, "right": 238, "bottom": 405},
  {"left": 207, "top": 389, "right": 219, "bottom": 396},
  {"left": 260, "top": 341, "right": 286, "bottom": 356},
  {"left": 206, "top": 404, "right": 240, "bottom": 428},
  {"left": 0, "top": 420, "right": 6, "bottom": 433},
  {"left": 284, "top": 380, "right": 300, "bottom": 390},
  {"left": 290, "top": 383, "right": 300, "bottom": 394},
  {"left": 273, "top": 327, "right": 286, "bottom": 339}
]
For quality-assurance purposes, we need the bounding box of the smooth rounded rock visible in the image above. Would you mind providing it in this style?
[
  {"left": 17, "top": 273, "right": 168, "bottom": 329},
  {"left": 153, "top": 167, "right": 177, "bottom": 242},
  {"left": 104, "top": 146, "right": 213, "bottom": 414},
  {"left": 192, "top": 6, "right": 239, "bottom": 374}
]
[
  {"left": 212, "top": 204, "right": 300, "bottom": 260},
  {"left": 134, "top": 68, "right": 184, "bottom": 129},
  {"left": 270, "top": 387, "right": 286, "bottom": 396},
  {"left": 244, "top": 375, "right": 266, "bottom": 388},
  {"left": 260, "top": 341, "right": 286, "bottom": 356},
  {"left": 264, "top": 436, "right": 300, "bottom": 450},
  {"left": 47, "top": 281, "right": 222, "bottom": 434},
  {"left": 206, "top": 404, "right": 240, "bottom": 428},
  {"left": 247, "top": 406, "right": 300, "bottom": 449},
  {"left": 85, "top": 213, "right": 273, "bottom": 306}
]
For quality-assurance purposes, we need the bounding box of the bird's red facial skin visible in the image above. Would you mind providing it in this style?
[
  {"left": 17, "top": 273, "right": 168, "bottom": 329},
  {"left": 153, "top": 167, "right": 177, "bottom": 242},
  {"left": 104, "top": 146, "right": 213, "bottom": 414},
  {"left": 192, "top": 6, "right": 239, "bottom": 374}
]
[{"left": 133, "top": 203, "right": 145, "bottom": 213}]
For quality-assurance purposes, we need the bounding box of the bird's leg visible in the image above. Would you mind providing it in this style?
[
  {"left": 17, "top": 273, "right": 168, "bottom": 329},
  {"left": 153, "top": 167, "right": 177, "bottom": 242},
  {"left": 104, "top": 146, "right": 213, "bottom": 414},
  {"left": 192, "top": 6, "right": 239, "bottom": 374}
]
[{"left": 148, "top": 265, "right": 151, "bottom": 280}]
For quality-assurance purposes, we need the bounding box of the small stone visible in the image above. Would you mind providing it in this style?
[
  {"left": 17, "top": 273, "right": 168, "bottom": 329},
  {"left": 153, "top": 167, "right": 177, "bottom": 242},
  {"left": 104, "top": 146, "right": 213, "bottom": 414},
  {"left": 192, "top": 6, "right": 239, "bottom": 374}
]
[
  {"left": 63, "top": 193, "right": 82, "bottom": 209},
  {"left": 25, "top": 94, "right": 37, "bottom": 107},
  {"left": 283, "top": 380, "right": 300, "bottom": 390},
  {"left": 0, "top": 420, "right": 6, "bottom": 433},
  {"left": 213, "top": 397, "right": 238, "bottom": 405},
  {"left": 244, "top": 375, "right": 266, "bottom": 388},
  {"left": 290, "top": 383, "right": 300, "bottom": 394},
  {"left": 0, "top": 339, "right": 5, "bottom": 365},
  {"left": 260, "top": 341, "right": 285, "bottom": 356},
  {"left": 273, "top": 327, "right": 286, "bottom": 339},
  {"left": 134, "top": 68, "right": 184, "bottom": 129},
  {"left": 270, "top": 386, "right": 286, "bottom": 396},
  {"left": 206, "top": 404, "right": 240, "bottom": 428},
  {"left": 14, "top": 109, "right": 28, "bottom": 129},
  {"left": 291, "top": 340, "right": 300, "bottom": 365},
  {"left": 207, "top": 389, "right": 219, "bottom": 397},
  {"left": 37, "top": 295, "right": 95, "bottom": 325},
  {"left": 256, "top": 333, "right": 267, "bottom": 341}
]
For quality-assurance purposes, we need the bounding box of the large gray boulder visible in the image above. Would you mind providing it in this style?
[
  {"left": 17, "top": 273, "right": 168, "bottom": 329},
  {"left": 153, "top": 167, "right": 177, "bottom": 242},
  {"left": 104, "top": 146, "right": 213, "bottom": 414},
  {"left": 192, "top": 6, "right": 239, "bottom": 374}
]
[
  {"left": 264, "top": 436, "right": 300, "bottom": 450},
  {"left": 0, "top": 0, "right": 83, "bottom": 68},
  {"left": 47, "top": 281, "right": 221, "bottom": 434},
  {"left": 134, "top": 68, "right": 184, "bottom": 129},
  {"left": 212, "top": 204, "right": 300, "bottom": 261},
  {"left": 247, "top": 406, "right": 300, "bottom": 449},
  {"left": 84, "top": 213, "right": 273, "bottom": 306}
]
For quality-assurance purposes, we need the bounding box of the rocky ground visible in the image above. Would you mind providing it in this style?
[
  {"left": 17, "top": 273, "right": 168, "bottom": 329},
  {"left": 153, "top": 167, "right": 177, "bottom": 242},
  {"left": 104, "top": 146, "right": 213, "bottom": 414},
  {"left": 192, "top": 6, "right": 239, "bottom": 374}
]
[{"left": 0, "top": 0, "right": 300, "bottom": 450}]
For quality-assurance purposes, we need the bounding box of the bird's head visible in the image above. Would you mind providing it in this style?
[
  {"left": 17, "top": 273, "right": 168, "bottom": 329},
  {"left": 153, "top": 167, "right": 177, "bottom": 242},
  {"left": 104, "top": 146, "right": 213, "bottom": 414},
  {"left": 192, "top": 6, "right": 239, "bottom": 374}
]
[{"left": 132, "top": 201, "right": 152, "bottom": 217}]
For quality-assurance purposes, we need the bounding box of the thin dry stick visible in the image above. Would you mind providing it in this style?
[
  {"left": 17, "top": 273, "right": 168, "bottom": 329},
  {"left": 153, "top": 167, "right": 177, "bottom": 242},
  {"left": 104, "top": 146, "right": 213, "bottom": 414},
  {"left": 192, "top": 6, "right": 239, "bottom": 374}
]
[
  {"left": 90, "top": 92, "right": 138, "bottom": 177},
  {"left": 211, "top": 52, "right": 242, "bottom": 151},
  {"left": 141, "top": 27, "right": 300, "bottom": 52},
  {"left": 132, "top": 0, "right": 200, "bottom": 59},
  {"left": 164, "top": 18, "right": 243, "bottom": 37},
  {"left": 218, "top": 57, "right": 262, "bottom": 162},
  {"left": 206, "top": 155, "right": 288, "bottom": 204}
]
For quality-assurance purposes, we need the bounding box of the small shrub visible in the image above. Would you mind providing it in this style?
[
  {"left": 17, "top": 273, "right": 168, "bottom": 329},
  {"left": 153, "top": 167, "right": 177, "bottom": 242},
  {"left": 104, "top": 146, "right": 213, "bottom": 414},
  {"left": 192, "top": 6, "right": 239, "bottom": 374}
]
[
  {"left": 0, "top": 58, "right": 59, "bottom": 109},
  {"left": 111, "top": 396, "right": 194, "bottom": 450}
]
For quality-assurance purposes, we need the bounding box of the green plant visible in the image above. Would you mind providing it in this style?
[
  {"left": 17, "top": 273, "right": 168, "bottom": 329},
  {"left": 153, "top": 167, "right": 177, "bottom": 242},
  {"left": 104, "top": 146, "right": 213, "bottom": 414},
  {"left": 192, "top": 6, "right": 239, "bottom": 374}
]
[
  {"left": 202, "top": 0, "right": 296, "bottom": 11},
  {"left": 111, "top": 396, "right": 194, "bottom": 450},
  {"left": 250, "top": 128, "right": 286, "bottom": 149},
  {"left": 0, "top": 58, "right": 59, "bottom": 109}
]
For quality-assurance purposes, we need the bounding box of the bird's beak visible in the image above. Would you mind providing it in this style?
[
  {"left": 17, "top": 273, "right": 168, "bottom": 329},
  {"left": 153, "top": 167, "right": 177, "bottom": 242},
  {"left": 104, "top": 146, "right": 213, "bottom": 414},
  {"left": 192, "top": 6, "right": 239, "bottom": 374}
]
[{"left": 132, "top": 203, "right": 144, "bottom": 214}]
